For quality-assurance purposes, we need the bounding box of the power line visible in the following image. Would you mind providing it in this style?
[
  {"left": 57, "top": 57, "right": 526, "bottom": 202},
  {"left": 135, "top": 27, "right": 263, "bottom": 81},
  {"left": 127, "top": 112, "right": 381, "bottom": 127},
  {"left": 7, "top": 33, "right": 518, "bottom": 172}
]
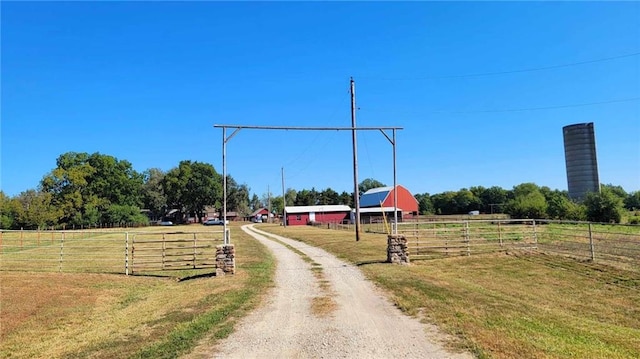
[
  {"left": 365, "top": 96, "right": 640, "bottom": 115},
  {"left": 434, "top": 96, "right": 640, "bottom": 114},
  {"left": 360, "top": 51, "right": 640, "bottom": 81}
]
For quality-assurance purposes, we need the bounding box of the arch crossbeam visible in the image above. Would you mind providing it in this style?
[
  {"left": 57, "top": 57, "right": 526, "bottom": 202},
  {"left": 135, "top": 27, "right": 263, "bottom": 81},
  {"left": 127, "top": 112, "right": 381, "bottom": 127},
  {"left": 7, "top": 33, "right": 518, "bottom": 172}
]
[{"left": 214, "top": 124, "right": 403, "bottom": 243}]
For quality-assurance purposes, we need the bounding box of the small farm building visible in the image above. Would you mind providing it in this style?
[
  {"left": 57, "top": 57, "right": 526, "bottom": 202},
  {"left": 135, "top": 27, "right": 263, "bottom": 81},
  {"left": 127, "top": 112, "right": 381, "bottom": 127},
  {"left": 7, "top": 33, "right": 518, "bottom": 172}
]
[
  {"left": 359, "top": 185, "right": 419, "bottom": 221},
  {"left": 248, "top": 208, "right": 270, "bottom": 222},
  {"left": 285, "top": 205, "right": 352, "bottom": 226}
]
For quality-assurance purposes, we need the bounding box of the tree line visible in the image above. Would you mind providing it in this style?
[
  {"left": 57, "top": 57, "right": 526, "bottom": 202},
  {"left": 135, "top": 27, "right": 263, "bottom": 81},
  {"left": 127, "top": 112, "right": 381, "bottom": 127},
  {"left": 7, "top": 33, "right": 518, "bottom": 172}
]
[
  {"left": 0, "top": 152, "right": 236, "bottom": 229},
  {"left": 1, "top": 152, "right": 638, "bottom": 230},
  {"left": 415, "top": 183, "right": 639, "bottom": 224}
]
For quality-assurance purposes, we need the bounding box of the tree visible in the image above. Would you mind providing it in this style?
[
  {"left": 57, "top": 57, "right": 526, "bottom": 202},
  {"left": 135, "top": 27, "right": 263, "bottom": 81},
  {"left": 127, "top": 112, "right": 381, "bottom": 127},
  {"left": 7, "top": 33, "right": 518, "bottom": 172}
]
[
  {"left": 431, "top": 191, "right": 457, "bottom": 215},
  {"left": 250, "top": 194, "right": 262, "bottom": 211},
  {"left": 338, "top": 191, "right": 353, "bottom": 207},
  {"left": 41, "top": 152, "right": 97, "bottom": 226},
  {"left": 227, "top": 178, "right": 251, "bottom": 217},
  {"left": 295, "top": 188, "right": 318, "bottom": 206},
  {"left": 414, "top": 193, "right": 434, "bottom": 215},
  {"left": 546, "top": 190, "right": 586, "bottom": 221},
  {"left": 0, "top": 191, "right": 18, "bottom": 229},
  {"left": 141, "top": 168, "right": 166, "bottom": 221},
  {"left": 104, "top": 204, "right": 149, "bottom": 226},
  {"left": 584, "top": 188, "right": 625, "bottom": 223},
  {"left": 358, "top": 178, "right": 386, "bottom": 196},
  {"left": 271, "top": 196, "right": 284, "bottom": 216},
  {"left": 478, "top": 186, "right": 509, "bottom": 214},
  {"left": 601, "top": 184, "right": 627, "bottom": 200},
  {"left": 162, "top": 161, "right": 222, "bottom": 222},
  {"left": 453, "top": 189, "right": 482, "bottom": 214},
  {"left": 318, "top": 188, "right": 340, "bottom": 205},
  {"left": 41, "top": 152, "right": 143, "bottom": 227},
  {"left": 284, "top": 188, "right": 297, "bottom": 206},
  {"left": 504, "top": 183, "right": 548, "bottom": 219},
  {"left": 14, "top": 190, "right": 60, "bottom": 229},
  {"left": 85, "top": 153, "right": 143, "bottom": 206},
  {"left": 624, "top": 191, "right": 640, "bottom": 210}
]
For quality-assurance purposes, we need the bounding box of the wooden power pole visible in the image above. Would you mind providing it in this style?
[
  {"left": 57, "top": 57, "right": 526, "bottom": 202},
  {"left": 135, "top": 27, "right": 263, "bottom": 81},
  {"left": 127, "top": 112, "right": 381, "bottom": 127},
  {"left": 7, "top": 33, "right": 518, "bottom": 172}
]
[
  {"left": 282, "top": 167, "right": 286, "bottom": 227},
  {"left": 351, "top": 77, "right": 361, "bottom": 241}
]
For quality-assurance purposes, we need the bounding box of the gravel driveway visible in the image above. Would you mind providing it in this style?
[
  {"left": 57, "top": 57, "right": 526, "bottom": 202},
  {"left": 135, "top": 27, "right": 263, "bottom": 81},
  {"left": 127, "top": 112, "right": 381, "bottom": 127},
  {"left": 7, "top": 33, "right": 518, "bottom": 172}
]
[{"left": 211, "top": 225, "right": 473, "bottom": 359}]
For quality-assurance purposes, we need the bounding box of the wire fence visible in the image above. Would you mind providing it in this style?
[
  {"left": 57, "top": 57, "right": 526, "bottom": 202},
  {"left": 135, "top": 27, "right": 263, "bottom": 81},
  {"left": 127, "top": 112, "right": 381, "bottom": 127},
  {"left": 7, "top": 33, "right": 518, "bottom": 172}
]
[
  {"left": 535, "top": 220, "right": 640, "bottom": 272},
  {"left": 391, "top": 219, "right": 640, "bottom": 272},
  {"left": 0, "top": 229, "right": 225, "bottom": 275}
]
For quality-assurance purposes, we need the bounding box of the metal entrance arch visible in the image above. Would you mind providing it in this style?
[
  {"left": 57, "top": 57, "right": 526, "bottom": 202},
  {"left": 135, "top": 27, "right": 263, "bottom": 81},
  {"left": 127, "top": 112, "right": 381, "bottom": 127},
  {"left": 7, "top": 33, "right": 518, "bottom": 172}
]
[{"left": 214, "top": 125, "right": 403, "bottom": 242}]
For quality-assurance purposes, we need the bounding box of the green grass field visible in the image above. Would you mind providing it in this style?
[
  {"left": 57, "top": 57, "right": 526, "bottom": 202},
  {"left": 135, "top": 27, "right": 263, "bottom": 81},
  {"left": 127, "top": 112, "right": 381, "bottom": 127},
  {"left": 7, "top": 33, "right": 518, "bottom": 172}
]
[
  {"left": 2, "top": 222, "right": 639, "bottom": 358},
  {"left": 0, "top": 224, "right": 275, "bottom": 359}
]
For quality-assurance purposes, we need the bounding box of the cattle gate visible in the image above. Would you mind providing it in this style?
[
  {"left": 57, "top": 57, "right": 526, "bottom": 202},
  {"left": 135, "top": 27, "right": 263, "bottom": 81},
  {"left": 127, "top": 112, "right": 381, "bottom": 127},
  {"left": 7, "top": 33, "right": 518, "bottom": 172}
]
[{"left": 128, "top": 230, "right": 225, "bottom": 275}]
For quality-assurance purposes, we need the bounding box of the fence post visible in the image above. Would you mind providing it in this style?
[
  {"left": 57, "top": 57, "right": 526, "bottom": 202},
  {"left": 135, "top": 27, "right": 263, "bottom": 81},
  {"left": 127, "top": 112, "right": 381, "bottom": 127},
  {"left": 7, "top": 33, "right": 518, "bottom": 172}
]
[
  {"left": 162, "top": 233, "right": 166, "bottom": 270},
  {"left": 498, "top": 221, "right": 503, "bottom": 247},
  {"left": 0, "top": 230, "right": 3, "bottom": 252},
  {"left": 589, "top": 223, "right": 595, "bottom": 261},
  {"left": 125, "top": 232, "right": 129, "bottom": 276},
  {"left": 414, "top": 222, "right": 419, "bottom": 256},
  {"left": 443, "top": 223, "right": 448, "bottom": 256},
  {"left": 59, "top": 232, "right": 65, "bottom": 272},
  {"left": 465, "top": 221, "right": 470, "bottom": 256},
  {"left": 193, "top": 232, "right": 197, "bottom": 269},
  {"left": 532, "top": 219, "right": 538, "bottom": 249},
  {"left": 131, "top": 235, "right": 136, "bottom": 275},
  {"left": 20, "top": 227, "right": 23, "bottom": 248}
]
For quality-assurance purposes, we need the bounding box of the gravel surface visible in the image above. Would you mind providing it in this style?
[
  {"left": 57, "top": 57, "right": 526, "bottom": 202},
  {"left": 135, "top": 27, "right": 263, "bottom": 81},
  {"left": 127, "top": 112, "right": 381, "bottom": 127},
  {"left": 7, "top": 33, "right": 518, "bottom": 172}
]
[{"left": 211, "top": 225, "right": 473, "bottom": 359}]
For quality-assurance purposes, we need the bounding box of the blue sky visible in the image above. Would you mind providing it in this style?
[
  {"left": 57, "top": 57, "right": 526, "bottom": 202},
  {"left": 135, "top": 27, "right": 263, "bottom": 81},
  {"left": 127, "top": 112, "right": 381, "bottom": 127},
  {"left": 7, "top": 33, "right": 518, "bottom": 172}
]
[{"left": 2, "top": 2, "right": 639, "bottom": 199}]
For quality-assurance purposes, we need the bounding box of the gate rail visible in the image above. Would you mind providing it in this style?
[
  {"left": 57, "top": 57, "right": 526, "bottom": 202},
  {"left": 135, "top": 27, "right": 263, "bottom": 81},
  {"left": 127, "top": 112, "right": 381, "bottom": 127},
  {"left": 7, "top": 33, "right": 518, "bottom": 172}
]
[
  {"left": 0, "top": 229, "right": 226, "bottom": 275},
  {"left": 129, "top": 231, "right": 224, "bottom": 275}
]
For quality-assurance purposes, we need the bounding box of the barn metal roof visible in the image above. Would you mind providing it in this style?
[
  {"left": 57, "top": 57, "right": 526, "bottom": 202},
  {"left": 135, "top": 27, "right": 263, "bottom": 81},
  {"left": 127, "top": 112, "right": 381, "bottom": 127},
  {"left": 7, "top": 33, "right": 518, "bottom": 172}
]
[
  {"left": 359, "top": 186, "right": 394, "bottom": 208},
  {"left": 285, "top": 205, "right": 352, "bottom": 214}
]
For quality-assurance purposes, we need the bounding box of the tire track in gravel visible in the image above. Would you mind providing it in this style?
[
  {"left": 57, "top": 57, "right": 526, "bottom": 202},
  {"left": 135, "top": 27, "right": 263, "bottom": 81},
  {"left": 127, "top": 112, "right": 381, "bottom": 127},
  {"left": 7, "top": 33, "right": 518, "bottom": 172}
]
[{"left": 211, "top": 225, "right": 473, "bottom": 359}]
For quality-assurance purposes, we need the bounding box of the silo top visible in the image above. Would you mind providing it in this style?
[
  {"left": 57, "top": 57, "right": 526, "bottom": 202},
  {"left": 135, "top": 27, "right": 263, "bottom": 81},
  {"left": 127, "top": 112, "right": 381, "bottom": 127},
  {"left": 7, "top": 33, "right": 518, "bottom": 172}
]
[{"left": 563, "top": 122, "right": 594, "bottom": 131}]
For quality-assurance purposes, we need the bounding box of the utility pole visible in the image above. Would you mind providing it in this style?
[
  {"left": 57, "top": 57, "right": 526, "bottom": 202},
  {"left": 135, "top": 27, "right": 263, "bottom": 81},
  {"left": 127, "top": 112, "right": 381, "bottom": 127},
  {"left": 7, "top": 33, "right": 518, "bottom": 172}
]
[
  {"left": 351, "top": 77, "right": 361, "bottom": 241},
  {"left": 282, "top": 167, "right": 286, "bottom": 227},
  {"left": 267, "top": 185, "right": 271, "bottom": 223}
]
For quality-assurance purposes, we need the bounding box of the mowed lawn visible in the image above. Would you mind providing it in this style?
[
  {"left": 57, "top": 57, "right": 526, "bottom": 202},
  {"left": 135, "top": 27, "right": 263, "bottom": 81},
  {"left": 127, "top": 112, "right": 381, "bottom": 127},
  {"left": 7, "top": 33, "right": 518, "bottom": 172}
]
[
  {"left": 3, "top": 223, "right": 639, "bottom": 358},
  {"left": 0, "top": 224, "right": 275, "bottom": 359},
  {"left": 260, "top": 224, "right": 640, "bottom": 359}
]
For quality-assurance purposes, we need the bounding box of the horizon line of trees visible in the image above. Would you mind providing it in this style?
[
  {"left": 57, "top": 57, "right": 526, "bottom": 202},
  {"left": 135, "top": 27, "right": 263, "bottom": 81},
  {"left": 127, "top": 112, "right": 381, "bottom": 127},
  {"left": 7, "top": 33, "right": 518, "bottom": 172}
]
[{"left": 1, "top": 151, "right": 639, "bottom": 230}]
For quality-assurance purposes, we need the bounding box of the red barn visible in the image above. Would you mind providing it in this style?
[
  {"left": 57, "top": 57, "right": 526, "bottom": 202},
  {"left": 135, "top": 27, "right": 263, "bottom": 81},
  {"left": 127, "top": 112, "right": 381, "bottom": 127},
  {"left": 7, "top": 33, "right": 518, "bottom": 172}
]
[
  {"left": 249, "top": 208, "right": 270, "bottom": 222},
  {"left": 285, "top": 205, "right": 352, "bottom": 226},
  {"left": 359, "top": 185, "right": 419, "bottom": 221}
]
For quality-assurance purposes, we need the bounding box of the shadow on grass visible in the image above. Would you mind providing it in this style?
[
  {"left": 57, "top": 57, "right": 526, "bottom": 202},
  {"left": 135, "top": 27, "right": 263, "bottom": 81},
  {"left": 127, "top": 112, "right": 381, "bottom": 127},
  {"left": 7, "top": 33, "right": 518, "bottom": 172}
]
[
  {"left": 177, "top": 272, "right": 217, "bottom": 281},
  {"left": 129, "top": 271, "right": 217, "bottom": 281},
  {"left": 356, "top": 259, "right": 388, "bottom": 266}
]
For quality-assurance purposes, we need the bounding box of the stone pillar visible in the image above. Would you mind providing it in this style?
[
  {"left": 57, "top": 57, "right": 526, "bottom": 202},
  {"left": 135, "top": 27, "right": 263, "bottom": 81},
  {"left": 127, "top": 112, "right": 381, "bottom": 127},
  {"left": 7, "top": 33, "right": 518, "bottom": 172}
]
[
  {"left": 387, "top": 234, "right": 409, "bottom": 265},
  {"left": 216, "top": 244, "right": 236, "bottom": 275}
]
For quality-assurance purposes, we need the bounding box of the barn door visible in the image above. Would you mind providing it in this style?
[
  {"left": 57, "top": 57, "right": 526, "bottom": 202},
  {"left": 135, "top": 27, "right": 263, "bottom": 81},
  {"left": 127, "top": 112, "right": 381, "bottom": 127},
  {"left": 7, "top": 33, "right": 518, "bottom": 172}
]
[{"left": 309, "top": 212, "right": 316, "bottom": 222}]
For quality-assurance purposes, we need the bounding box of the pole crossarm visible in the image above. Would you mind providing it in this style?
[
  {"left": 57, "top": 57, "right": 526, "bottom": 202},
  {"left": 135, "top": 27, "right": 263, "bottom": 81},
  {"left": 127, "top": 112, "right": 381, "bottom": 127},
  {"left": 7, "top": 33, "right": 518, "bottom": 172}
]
[{"left": 214, "top": 125, "right": 403, "bottom": 131}]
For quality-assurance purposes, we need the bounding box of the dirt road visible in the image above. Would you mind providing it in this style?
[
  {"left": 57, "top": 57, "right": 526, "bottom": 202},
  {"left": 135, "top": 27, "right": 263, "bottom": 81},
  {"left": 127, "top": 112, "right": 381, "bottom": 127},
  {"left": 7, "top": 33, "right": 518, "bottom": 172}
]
[{"left": 212, "top": 225, "right": 473, "bottom": 358}]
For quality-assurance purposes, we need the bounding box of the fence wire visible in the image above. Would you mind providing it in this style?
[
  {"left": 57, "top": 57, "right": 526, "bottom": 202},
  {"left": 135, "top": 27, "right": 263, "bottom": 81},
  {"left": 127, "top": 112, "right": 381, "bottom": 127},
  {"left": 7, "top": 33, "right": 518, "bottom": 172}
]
[
  {"left": 389, "top": 219, "right": 640, "bottom": 273},
  {"left": 0, "top": 229, "right": 225, "bottom": 275}
]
